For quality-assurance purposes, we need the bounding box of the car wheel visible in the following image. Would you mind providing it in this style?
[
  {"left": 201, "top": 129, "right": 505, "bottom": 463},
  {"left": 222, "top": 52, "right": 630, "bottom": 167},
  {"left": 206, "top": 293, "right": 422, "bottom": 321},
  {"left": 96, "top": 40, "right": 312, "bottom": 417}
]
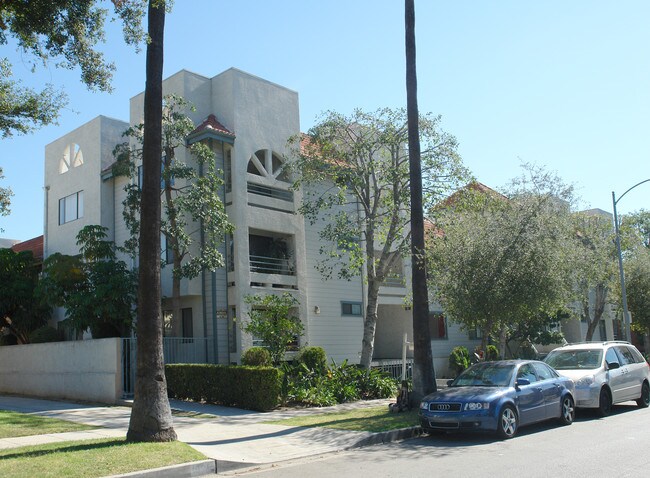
[
  {"left": 597, "top": 388, "right": 612, "bottom": 417},
  {"left": 637, "top": 382, "right": 650, "bottom": 408},
  {"left": 559, "top": 395, "right": 575, "bottom": 425},
  {"left": 497, "top": 405, "right": 518, "bottom": 439}
]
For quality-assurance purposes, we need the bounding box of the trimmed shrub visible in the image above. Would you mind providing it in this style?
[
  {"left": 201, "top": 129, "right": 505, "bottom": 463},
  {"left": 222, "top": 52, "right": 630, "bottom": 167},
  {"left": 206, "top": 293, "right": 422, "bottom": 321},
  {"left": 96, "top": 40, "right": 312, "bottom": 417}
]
[
  {"left": 241, "top": 346, "right": 272, "bottom": 366},
  {"left": 29, "top": 326, "right": 62, "bottom": 344},
  {"left": 165, "top": 364, "right": 281, "bottom": 411},
  {"left": 486, "top": 345, "right": 499, "bottom": 361},
  {"left": 295, "top": 346, "right": 327, "bottom": 374},
  {"left": 449, "top": 346, "right": 470, "bottom": 377}
]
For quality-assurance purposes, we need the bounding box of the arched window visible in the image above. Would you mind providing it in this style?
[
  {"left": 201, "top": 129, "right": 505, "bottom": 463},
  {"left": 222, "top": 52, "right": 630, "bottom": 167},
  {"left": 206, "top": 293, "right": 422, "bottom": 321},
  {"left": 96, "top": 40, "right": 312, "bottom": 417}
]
[
  {"left": 59, "top": 143, "right": 83, "bottom": 174},
  {"left": 247, "top": 149, "right": 288, "bottom": 181}
]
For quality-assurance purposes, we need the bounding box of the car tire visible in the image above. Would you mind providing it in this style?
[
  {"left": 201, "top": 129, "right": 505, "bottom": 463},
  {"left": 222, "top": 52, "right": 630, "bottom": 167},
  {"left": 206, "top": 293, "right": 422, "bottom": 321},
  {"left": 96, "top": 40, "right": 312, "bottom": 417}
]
[
  {"left": 637, "top": 382, "right": 650, "bottom": 408},
  {"left": 559, "top": 395, "right": 575, "bottom": 425},
  {"left": 597, "top": 388, "right": 612, "bottom": 417},
  {"left": 497, "top": 405, "right": 518, "bottom": 439}
]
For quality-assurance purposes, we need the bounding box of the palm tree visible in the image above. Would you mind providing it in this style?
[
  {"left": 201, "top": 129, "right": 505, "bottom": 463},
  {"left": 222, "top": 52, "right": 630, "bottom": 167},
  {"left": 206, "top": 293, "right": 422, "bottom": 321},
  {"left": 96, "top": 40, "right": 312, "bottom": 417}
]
[
  {"left": 127, "top": 0, "right": 177, "bottom": 442},
  {"left": 405, "top": 0, "right": 436, "bottom": 403}
]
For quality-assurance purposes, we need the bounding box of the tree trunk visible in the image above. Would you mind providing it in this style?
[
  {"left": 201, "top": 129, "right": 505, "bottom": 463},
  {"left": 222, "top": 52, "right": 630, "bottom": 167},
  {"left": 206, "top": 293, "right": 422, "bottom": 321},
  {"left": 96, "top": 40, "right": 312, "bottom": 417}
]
[
  {"left": 406, "top": 0, "right": 436, "bottom": 404},
  {"left": 359, "top": 280, "right": 381, "bottom": 368},
  {"left": 127, "top": 0, "right": 176, "bottom": 443},
  {"left": 584, "top": 284, "right": 608, "bottom": 341}
]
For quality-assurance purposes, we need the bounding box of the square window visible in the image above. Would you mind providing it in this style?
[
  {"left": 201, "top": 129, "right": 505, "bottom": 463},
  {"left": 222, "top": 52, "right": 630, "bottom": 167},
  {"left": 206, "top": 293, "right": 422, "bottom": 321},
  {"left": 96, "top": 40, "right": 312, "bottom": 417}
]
[{"left": 341, "top": 302, "right": 362, "bottom": 316}]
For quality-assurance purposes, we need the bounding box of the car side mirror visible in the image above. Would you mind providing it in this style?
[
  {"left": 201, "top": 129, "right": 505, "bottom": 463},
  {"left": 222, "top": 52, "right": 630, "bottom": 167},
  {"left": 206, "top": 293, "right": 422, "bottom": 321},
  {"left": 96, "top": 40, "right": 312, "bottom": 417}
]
[
  {"left": 516, "top": 378, "right": 530, "bottom": 388},
  {"left": 607, "top": 362, "right": 620, "bottom": 370},
  {"left": 446, "top": 379, "right": 454, "bottom": 387}
]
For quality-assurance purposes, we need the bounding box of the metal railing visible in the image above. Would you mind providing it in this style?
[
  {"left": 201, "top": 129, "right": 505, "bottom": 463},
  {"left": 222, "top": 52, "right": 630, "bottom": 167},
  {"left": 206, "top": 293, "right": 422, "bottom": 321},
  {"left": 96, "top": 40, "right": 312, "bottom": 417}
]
[
  {"left": 121, "top": 337, "right": 210, "bottom": 398},
  {"left": 250, "top": 254, "right": 294, "bottom": 275},
  {"left": 371, "top": 358, "right": 413, "bottom": 380},
  {"left": 247, "top": 183, "right": 293, "bottom": 202},
  {"left": 382, "top": 276, "right": 405, "bottom": 288}
]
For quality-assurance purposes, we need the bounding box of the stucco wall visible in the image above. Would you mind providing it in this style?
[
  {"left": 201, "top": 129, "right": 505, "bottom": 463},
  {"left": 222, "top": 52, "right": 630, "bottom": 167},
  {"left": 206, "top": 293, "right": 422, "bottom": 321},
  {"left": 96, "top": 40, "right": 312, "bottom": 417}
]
[{"left": 0, "top": 338, "right": 122, "bottom": 404}]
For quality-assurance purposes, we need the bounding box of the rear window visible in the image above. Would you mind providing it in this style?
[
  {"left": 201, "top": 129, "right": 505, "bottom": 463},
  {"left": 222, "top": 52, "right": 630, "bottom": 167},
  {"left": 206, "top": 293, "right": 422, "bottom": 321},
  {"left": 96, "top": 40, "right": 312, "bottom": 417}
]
[{"left": 545, "top": 349, "right": 603, "bottom": 370}]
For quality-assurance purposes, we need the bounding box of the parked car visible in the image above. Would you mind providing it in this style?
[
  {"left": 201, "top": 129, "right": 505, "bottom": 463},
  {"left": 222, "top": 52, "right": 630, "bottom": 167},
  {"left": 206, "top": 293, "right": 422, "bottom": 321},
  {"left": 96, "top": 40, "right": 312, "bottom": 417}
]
[
  {"left": 419, "top": 360, "right": 575, "bottom": 439},
  {"left": 544, "top": 341, "right": 650, "bottom": 416}
]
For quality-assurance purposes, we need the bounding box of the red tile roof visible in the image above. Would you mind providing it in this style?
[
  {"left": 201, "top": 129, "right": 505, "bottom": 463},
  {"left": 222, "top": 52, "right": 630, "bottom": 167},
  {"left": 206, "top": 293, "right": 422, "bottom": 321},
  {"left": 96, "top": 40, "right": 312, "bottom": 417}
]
[
  {"left": 191, "top": 114, "right": 235, "bottom": 138},
  {"left": 11, "top": 235, "right": 44, "bottom": 261}
]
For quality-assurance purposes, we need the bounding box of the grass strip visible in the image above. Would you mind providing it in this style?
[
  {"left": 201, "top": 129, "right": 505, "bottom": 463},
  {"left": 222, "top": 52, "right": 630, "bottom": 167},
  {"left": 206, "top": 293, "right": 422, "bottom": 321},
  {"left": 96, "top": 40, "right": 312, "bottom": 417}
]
[
  {"left": 0, "top": 410, "right": 97, "bottom": 439},
  {"left": 0, "top": 437, "right": 206, "bottom": 478},
  {"left": 264, "top": 406, "right": 419, "bottom": 433}
]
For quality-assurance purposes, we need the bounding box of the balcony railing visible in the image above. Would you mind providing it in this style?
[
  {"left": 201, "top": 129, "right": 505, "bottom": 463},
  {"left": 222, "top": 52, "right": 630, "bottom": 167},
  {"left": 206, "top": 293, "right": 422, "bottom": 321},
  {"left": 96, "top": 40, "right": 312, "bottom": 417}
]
[
  {"left": 250, "top": 254, "right": 294, "bottom": 275},
  {"left": 247, "top": 183, "right": 293, "bottom": 202},
  {"left": 383, "top": 275, "right": 405, "bottom": 288}
]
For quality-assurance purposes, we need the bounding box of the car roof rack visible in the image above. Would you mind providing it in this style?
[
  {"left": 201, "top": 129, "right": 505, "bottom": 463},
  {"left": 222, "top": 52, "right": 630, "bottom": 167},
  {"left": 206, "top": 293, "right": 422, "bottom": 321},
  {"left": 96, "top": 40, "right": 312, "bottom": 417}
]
[{"left": 560, "top": 340, "right": 630, "bottom": 347}]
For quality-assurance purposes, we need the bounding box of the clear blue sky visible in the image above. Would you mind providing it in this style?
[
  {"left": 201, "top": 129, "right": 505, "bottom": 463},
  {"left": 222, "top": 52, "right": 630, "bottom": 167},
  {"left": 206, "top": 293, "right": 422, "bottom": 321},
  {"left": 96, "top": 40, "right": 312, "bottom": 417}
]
[{"left": 1, "top": 1, "right": 649, "bottom": 241}]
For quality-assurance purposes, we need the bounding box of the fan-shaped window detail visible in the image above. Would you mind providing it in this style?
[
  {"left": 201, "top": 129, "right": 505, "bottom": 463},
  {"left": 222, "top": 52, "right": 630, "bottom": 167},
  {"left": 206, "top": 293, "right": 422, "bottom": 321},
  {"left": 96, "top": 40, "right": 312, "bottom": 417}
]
[
  {"left": 59, "top": 143, "right": 83, "bottom": 174},
  {"left": 247, "top": 149, "right": 288, "bottom": 181}
]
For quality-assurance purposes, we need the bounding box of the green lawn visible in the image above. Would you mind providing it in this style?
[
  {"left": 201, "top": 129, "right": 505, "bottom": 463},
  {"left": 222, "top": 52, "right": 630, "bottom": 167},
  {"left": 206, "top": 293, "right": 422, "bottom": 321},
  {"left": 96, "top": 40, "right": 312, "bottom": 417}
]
[
  {"left": 0, "top": 438, "right": 206, "bottom": 478},
  {"left": 0, "top": 410, "right": 97, "bottom": 438},
  {"left": 264, "top": 406, "right": 419, "bottom": 433}
]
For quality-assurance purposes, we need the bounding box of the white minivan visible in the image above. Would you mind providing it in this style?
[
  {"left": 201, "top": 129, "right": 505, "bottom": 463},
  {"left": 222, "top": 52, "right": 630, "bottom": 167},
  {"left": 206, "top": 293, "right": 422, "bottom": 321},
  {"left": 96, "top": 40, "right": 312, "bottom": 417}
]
[{"left": 544, "top": 341, "right": 650, "bottom": 416}]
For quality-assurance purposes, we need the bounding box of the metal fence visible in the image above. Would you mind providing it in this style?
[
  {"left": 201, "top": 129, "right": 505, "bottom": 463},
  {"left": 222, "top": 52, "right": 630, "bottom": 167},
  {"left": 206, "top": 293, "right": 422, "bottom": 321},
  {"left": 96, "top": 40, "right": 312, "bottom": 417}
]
[
  {"left": 371, "top": 358, "right": 413, "bottom": 381},
  {"left": 121, "top": 337, "right": 210, "bottom": 398},
  {"left": 249, "top": 254, "right": 294, "bottom": 275}
]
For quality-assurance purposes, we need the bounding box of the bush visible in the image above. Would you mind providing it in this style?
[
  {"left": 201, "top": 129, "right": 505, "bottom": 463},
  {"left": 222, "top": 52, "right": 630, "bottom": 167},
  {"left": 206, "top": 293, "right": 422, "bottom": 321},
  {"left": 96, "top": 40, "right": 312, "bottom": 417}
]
[
  {"left": 449, "top": 346, "right": 470, "bottom": 376},
  {"left": 486, "top": 345, "right": 499, "bottom": 361},
  {"left": 29, "top": 326, "right": 62, "bottom": 344},
  {"left": 295, "top": 346, "right": 327, "bottom": 374},
  {"left": 282, "top": 359, "right": 397, "bottom": 407},
  {"left": 241, "top": 346, "right": 272, "bottom": 366},
  {"left": 166, "top": 364, "right": 281, "bottom": 411}
]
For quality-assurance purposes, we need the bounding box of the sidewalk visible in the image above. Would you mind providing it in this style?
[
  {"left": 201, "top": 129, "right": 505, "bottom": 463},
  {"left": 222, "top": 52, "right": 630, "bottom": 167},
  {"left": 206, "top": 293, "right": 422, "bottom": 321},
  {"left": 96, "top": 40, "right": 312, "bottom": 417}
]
[{"left": 0, "top": 395, "right": 422, "bottom": 475}]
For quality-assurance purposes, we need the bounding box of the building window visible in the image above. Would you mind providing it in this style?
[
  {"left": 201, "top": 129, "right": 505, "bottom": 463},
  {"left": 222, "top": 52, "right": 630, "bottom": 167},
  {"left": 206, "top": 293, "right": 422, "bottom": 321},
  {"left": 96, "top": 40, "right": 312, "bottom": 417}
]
[
  {"left": 163, "top": 310, "right": 173, "bottom": 337},
  {"left": 429, "top": 313, "right": 447, "bottom": 340},
  {"left": 182, "top": 308, "right": 193, "bottom": 340},
  {"left": 161, "top": 233, "right": 173, "bottom": 264},
  {"left": 341, "top": 301, "right": 363, "bottom": 316},
  {"left": 59, "top": 143, "right": 83, "bottom": 174},
  {"left": 468, "top": 327, "right": 483, "bottom": 341},
  {"left": 58, "top": 191, "right": 84, "bottom": 224}
]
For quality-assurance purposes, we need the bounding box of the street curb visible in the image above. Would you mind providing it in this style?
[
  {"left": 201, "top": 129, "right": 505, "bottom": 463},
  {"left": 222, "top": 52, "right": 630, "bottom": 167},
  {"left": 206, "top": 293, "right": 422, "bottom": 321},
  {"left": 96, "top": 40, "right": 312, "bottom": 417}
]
[
  {"left": 349, "top": 426, "right": 425, "bottom": 449},
  {"left": 104, "top": 459, "right": 216, "bottom": 477}
]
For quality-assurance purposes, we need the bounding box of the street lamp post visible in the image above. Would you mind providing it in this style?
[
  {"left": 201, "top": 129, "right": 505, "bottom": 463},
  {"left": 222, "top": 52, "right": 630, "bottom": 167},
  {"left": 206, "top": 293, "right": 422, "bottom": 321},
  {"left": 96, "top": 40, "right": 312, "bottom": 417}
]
[{"left": 612, "top": 178, "right": 650, "bottom": 342}]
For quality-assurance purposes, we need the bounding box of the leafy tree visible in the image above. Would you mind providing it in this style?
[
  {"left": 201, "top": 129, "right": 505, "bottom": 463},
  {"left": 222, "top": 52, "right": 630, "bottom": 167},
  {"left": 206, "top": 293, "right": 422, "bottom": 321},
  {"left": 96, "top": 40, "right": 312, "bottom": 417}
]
[
  {"left": 405, "top": 0, "right": 436, "bottom": 401},
  {"left": 427, "top": 166, "right": 576, "bottom": 352},
  {"left": 624, "top": 249, "right": 650, "bottom": 335},
  {"left": 126, "top": 0, "right": 177, "bottom": 443},
  {"left": 621, "top": 209, "right": 650, "bottom": 250},
  {"left": 291, "top": 107, "right": 467, "bottom": 369},
  {"left": 115, "top": 94, "right": 232, "bottom": 327},
  {"left": 0, "top": 167, "right": 11, "bottom": 231},
  {"left": 37, "top": 225, "right": 137, "bottom": 338},
  {"left": 570, "top": 211, "right": 618, "bottom": 341},
  {"left": 0, "top": 249, "right": 49, "bottom": 344},
  {"left": 243, "top": 293, "right": 304, "bottom": 365},
  {"left": 0, "top": 1, "right": 145, "bottom": 137}
]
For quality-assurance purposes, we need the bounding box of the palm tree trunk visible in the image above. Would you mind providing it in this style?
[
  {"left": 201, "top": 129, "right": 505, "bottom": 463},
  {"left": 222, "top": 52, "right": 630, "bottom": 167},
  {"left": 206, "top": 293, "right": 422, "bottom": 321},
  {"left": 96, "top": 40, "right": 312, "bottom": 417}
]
[
  {"left": 127, "top": 0, "right": 176, "bottom": 442},
  {"left": 406, "top": 0, "right": 436, "bottom": 404}
]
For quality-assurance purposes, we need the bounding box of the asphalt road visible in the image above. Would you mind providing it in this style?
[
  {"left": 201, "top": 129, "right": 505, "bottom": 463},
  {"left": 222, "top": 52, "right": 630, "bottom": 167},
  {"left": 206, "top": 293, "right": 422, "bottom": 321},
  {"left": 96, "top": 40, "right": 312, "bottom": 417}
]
[{"left": 225, "top": 402, "right": 650, "bottom": 478}]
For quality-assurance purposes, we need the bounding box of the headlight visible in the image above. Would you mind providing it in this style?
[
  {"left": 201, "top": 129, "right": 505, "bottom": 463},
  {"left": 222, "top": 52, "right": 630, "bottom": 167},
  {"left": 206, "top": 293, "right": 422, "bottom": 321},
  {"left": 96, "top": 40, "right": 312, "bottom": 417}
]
[
  {"left": 576, "top": 375, "right": 595, "bottom": 387},
  {"left": 464, "top": 402, "right": 490, "bottom": 411},
  {"left": 420, "top": 401, "right": 429, "bottom": 410}
]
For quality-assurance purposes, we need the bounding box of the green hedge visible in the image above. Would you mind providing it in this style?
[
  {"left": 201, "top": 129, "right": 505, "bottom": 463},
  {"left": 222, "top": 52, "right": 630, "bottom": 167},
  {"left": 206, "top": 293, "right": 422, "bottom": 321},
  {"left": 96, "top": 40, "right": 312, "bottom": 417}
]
[{"left": 165, "top": 364, "right": 281, "bottom": 411}]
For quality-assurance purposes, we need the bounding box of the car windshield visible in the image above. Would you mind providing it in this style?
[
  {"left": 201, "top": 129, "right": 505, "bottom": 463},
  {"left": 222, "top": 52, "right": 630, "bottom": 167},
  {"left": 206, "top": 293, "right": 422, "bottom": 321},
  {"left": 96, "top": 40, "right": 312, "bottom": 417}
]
[
  {"left": 451, "top": 363, "right": 515, "bottom": 387},
  {"left": 544, "top": 349, "right": 603, "bottom": 370}
]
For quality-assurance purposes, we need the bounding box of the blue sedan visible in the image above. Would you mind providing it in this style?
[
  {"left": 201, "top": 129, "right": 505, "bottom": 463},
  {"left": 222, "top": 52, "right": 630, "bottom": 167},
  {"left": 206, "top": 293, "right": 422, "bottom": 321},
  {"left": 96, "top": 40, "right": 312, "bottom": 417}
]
[{"left": 419, "top": 360, "right": 575, "bottom": 439}]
